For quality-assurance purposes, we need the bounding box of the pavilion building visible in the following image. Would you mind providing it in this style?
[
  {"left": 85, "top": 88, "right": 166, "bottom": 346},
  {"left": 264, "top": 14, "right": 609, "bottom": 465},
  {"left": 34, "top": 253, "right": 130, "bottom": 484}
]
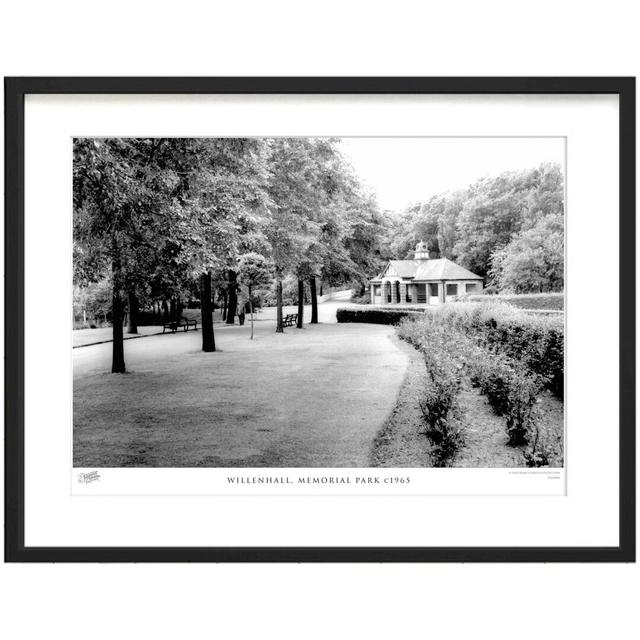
[{"left": 369, "top": 241, "right": 483, "bottom": 305}]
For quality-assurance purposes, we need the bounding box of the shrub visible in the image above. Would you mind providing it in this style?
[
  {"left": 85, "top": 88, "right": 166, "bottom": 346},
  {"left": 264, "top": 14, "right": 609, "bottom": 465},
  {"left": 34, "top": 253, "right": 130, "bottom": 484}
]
[
  {"left": 73, "top": 280, "right": 112, "bottom": 328},
  {"left": 400, "top": 301, "right": 564, "bottom": 399},
  {"left": 481, "top": 316, "right": 563, "bottom": 398},
  {"left": 418, "top": 351, "right": 464, "bottom": 466},
  {"left": 503, "top": 370, "right": 540, "bottom": 446},
  {"left": 466, "top": 292, "right": 564, "bottom": 311},
  {"left": 336, "top": 307, "right": 423, "bottom": 325},
  {"left": 398, "top": 301, "right": 557, "bottom": 449},
  {"left": 523, "top": 425, "right": 551, "bottom": 467},
  {"left": 469, "top": 356, "right": 513, "bottom": 416},
  {"left": 350, "top": 290, "right": 370, "bottom": 304},
  {"left": 470, "top": 355, "right": 542, "bottom": 446}
]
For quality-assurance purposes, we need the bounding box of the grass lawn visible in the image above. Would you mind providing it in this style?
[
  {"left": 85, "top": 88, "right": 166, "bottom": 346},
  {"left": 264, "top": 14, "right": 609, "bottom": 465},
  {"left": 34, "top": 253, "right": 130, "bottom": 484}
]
[{"left": 74, "top": 319, "right": 409, "bottom": 467}]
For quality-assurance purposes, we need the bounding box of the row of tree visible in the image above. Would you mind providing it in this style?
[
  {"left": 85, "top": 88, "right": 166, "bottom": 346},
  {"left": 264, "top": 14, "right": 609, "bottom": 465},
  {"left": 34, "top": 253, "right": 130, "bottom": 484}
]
[
  {"left": 74, "top": 141, "right": 564, "bottom": 373},
  {"left": 384, "top": 163, "right": 565, "bottom": 292},
  {"left": 73, "top": 138, "right": 389, "bottom": 372}
]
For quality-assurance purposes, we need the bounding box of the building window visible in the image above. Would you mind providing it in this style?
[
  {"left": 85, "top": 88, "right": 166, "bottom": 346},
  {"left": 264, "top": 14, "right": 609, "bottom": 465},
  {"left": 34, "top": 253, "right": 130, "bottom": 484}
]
[
  {"left": 374, "top": 285, "right": 381, "bottom": 296},
  {"left": 406, "top": 287, "right": 412, "bottom": 302},
  {"left": 446, "top": 283, "right": 458, "bottom": 296},
  {"left": 465, "top": 282, "right": 479, "bottom": 293},
  {"left": 428, "top": 283, "right": 439, "bottom": 297}
]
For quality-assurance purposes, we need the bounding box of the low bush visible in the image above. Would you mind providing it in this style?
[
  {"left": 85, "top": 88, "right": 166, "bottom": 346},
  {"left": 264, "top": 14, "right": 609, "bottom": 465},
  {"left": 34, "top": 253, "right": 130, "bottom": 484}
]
[
  {"left": 399, "top": 301, "right": 564, "bottom": 399},
  {"left": 466, "top": 292, "right": 564, "bottom": 311},
  {"left": 503, "top": 371, "right": 541, "bottom": 446},
  {"left": 470, "top": 355, "right": 542, "bottom": 446},
  {"left": 350, "top": 290, "right": 370, "bottom": 304},
  {"left": 336, "top": 307, "right": 424, "bottom": 325},
  {"left": 397, "top": 301, "right": 558, "bottom": 451},
  {"left": 481, "top": 315, "right": 563, "bottom": 398},
  {"left": 418, "top": 351, "right": 464, "bottom": 466},
  {"left": 469, "top": 356, "right": 513, "bottom": 416},
  {"left": 523, "top": 425, "right": 551, "bottom": 467}
]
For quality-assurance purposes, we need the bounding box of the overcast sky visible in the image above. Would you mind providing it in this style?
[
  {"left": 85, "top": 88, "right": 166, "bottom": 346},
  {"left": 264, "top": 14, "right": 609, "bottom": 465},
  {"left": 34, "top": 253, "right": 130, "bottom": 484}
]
[{"left": 338, "top": 137, "right": 565, "bottom": 212}]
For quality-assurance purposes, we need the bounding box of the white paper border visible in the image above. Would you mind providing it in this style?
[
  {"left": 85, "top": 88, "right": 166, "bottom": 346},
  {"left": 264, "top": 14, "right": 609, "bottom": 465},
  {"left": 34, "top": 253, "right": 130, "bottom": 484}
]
[{"left": 24, "top": 94, "right": 619, "bottom": 547}]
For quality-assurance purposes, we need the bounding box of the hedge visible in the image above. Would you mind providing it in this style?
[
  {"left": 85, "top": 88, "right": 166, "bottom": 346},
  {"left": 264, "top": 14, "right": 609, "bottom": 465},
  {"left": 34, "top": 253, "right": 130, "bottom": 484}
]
[
  {"left": 336, "top": 307, "right": 424, "bottom": 325},
  {"left": 399, "top": 301, "right": 564, "bottom": 399},
  {"left": 466, "top": 293, "right": 564, "bottom": 311}
]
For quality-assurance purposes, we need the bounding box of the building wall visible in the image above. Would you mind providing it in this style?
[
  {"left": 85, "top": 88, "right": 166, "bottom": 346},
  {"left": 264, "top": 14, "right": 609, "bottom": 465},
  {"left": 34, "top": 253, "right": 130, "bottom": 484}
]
[{"left": 373, "top": 278, "right": 482, "bottom": 305}]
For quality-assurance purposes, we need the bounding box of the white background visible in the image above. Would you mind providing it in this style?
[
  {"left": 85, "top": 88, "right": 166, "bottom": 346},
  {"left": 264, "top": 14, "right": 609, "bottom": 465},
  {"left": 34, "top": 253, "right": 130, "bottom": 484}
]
[
  {"left": 27, "top": 96, "right": 606, "bottom": 547},
  {"left": 1, "top": 1, "right": 638, "bottom": 639}
]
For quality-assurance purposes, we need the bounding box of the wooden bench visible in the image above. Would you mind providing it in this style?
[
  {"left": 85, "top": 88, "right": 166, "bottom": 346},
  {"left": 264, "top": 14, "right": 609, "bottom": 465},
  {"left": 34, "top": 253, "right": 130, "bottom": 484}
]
[
  {"left": 163, "top": 319, "right": 198, "bottom": 333},
  {"left": 282, "top": 313, "right": 298, "bottom": 327}
]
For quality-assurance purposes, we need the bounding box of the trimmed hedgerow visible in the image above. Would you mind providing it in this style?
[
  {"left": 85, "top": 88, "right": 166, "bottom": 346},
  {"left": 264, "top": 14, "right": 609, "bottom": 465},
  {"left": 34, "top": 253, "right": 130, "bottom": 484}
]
[
  {"left": 469, "top": 355, "right": 543, "bottom": 446},
  {"left": 472, "top": 312, "right": 563, "bottom": 399},
  {"left": 336, "top": 307, "right": 424, "bottom": 325},
  {"left": 397, "top": 301, "right": 559, "bottom": 449},
  {"left": 466, "top": 292, "right": 564, "bottom": 311},
  {"left": 523, "top": 424, "right": 551, "bottom": 467},
  {"left": 396, "top": 319, "right": 466, "bottom": 465},
  {"left": 418, "top": 349, "right": 465, "bottom": 466},
  {"left": 399, "top": 301, "right": 564, "bottom": 399}
]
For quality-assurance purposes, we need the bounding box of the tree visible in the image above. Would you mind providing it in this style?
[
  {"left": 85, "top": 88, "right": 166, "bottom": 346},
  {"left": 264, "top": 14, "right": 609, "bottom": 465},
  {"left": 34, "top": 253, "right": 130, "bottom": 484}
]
[
  {"left": 74, "top": 137, "right": 270, "bottom": 367},
  {"left": 264, "top": 139, "right": 326, "bottom": 333},
  {"left": 200, "top": 271, "right": 215, "bottom": 351},
  {"left": 127, "top": 290, "right": 139, "bottom": 334},
  {"left": 165, "top": 138, "right": 269, "bottom": 350},
  {"left": 74, "top": 138, "right": 157, "bottom": 373},
  {"left": 489, "top": 214, "right": 564, "bottom": 292},
  {"left": 338, "top": 186, "right": 388, "bottom": 296},
  {"left": 226, "top": 269, "right": 239, "bottom": 325},
  {"left": 237, "top": 252, "right": 272, "bottom": 339},
  {"left": 301, "top": 140, "right": 377, "bottom": 319},
  {"left": 384, "top": 162, "right": 564, "bottom": 286}
]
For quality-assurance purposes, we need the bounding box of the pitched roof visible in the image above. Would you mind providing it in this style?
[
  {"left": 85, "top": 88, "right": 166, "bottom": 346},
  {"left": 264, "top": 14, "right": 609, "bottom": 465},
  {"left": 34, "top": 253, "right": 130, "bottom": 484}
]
[
  {"left": 376, "top": 258, "right": 482, "bottom": 281},
  {"left": 387, "top": 260, "right": 420, "bottom": 278},
  {"left": 415, "top": 258, "right": 483, "bottom": 280}
]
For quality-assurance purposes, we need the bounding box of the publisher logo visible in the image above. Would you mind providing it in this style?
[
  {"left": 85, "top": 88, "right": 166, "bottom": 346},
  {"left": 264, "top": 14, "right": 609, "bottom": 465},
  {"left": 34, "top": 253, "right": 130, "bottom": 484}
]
[{"left": 78, "top": 470, "right": 101, "bottom": 484}]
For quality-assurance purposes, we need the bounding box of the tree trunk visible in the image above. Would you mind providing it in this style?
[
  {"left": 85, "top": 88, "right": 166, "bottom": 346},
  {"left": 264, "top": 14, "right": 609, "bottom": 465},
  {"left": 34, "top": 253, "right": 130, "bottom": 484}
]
[
  {"left": 221, "top": 291, "right": 227, "bottom": 320},
  {"left": 226, "top": 269, "right": 238, "bottom": 325},
  {"left": 276, "top": 272, "right": 284, "bottom": 333},
  {"left": 200, "top": 271, "right": 216, "bottom": 352},
  {"left": 310, "top": 276, "right": 318, "bottom": 324},
  {"left": 249, "top": 284, "right": 254, "bottom": 340},
  {"left": 319, "top": 283, "right": 323, "bottom": 296},
  {"left": 297, "top": 278, "right": 304, "bottom": 328},
  {"left": 127, "top": 290, "right": 139, "bottom": 334},
  {"left": 170, "top": 297, "right": 178, "bottom": 323},
  {"left": 111, "top": 287, "right": 126, "bottom": 373},
  {"left": 162, "top": 300, "right": 169, "bottom": 321},
  {"left": 111, "top": 242, "right": 126, "bottom": 373}
]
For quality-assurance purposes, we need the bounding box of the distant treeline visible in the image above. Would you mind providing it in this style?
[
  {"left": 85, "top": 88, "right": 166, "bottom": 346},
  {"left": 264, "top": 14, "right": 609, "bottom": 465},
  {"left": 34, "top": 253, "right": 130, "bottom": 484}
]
[{"left": 385, "top": 163, "right": 564, "bottom": 293}]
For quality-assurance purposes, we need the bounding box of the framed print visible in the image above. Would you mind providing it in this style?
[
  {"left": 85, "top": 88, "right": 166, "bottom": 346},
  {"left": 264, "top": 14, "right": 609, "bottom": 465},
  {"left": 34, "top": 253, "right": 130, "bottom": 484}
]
[{"left": 4, "top": 77, "right": 635, "bottom": 562}]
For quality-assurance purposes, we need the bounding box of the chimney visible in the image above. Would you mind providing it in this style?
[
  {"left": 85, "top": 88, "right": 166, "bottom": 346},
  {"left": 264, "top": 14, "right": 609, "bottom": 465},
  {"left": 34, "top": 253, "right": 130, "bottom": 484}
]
[{"left": 414, "top": 241, "right": 430, "bottom": 260}]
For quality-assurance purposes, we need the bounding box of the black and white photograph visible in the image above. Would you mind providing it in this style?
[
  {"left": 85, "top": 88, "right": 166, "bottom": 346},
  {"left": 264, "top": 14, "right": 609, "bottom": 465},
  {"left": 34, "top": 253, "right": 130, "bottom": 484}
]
[{"left": 73, "top": 136, "right": 565, "bottom": 470}]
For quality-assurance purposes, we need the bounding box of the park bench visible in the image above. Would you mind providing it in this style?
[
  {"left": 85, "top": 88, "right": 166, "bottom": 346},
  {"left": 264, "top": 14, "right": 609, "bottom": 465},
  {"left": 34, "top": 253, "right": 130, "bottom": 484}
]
[
  {"left": 162, "top": 319, "right": 198, "bottom": 334},
  {"left": 282, "top": 313, "right": 298, "bottom": 327}
]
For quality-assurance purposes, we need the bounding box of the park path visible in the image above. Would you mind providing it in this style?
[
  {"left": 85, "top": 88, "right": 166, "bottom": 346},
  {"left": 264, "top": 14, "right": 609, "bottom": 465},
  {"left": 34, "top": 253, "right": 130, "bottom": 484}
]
[
  {"left": 72, "top": 300, "right": 345, "bottom": 348},
  {"left": 73, "top": 305, "right": 409, "bottom": 467}
]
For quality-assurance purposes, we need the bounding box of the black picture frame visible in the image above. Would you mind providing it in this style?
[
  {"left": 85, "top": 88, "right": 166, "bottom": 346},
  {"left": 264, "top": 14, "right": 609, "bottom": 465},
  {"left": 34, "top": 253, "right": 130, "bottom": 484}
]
[{"left": 4, "top": 77, "right": 635, "bottom": 563}]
